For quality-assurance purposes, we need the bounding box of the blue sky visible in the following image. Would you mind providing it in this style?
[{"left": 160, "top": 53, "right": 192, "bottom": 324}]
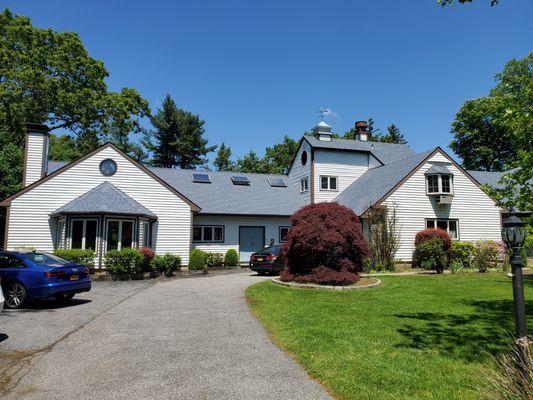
[{"left": 4, "top": 0, "right": 532, "bottom": 163}]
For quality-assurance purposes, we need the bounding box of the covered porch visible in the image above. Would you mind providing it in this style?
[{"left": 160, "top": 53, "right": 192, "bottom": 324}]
[{"left": 50, "top": 182, "right": 157, "bottom": 269}]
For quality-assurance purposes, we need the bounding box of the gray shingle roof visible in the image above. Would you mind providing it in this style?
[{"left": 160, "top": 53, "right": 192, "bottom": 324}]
[
  {"left": 467, "top": 170, "right": 508, "bottom": 189},
  {"left": 335, "top": 150, "right": 434, "bottom": 215},
  {"left": 304, "top": 136, "right": 416, "bottom": 165},
  {"left": 149, "top": 168, "right": 304, "bottom": 216},
  {"left": 51, "top": 181, "right": 157, "bottom": 218},
  {"left": 425, "top": 165, "right": 452, "bottom": 175},
  {"left": 47, "top": 162, "right": 303, "bottom": 216}
]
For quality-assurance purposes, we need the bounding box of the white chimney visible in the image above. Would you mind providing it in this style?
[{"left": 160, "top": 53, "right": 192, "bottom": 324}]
[
  {"left": 312, "top": 120, "right": 333, "bottom": 141},
  {"left": 354, "top": 120, "right": 369, "bottom": 141},
  {"left": 23, "top": 123, "right": 50, "bottom": 187}
]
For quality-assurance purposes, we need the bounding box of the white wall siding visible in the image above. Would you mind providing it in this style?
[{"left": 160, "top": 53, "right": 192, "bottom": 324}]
[
  {"left": 288, "top": 141, "right": 311, "bottom": 204},
  {"left": 382, "top": 151, "right": 502, "bottom": 261},
  {"left": 24, "top": 133, "right": 47, "bottom": 187},
  {"left": 192, "top": 215, "right": 290, "bottom": 256},
  {"left": 314, "top": 149, "right": 369, "bottom": 203},
  {"left": 8, "top": 146, "right": 193, "bottom": 264}
]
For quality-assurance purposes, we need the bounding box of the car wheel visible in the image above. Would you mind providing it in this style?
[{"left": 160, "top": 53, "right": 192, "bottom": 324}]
[
  {"left": 257, "top": 270, "right": 267, "bottom": 276},
  {"left": 55, "top": 293, "right": 75, "bottom": 302},
  {"left": 5, "top": 282, "right": 27, "bottom": 309}
]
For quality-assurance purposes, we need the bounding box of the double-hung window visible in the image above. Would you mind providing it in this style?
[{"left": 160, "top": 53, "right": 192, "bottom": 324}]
[
  {"left": 193, "top": 226, "right": 224, "bottom": 243},
  {"left": 300, "top": 177, "right": 309, "bottom": 193},
  {"left": 70, "top": 219, "right": 98, "bottom": 251},
  {"left": 279, "top": 226, "right": 290, "bottom": 243},
  {"left": 320, "top": 175, "right": 338, "bottom": 191},
  {"left": 426, "top": 219, "right": 459, "bottom": 239}
]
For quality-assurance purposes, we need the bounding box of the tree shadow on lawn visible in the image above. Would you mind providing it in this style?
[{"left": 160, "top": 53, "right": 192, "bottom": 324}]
[{"left": 394, "top": 298, "right": 533, "bottom": 362}]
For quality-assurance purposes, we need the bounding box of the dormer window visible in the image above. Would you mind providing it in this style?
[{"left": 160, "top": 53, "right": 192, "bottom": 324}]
[
  {"left": 426, "top": 174, "right": 453, "bottom": 195},
  {"left": 425, "top": 165, "right": 453, "bottom": 195}
]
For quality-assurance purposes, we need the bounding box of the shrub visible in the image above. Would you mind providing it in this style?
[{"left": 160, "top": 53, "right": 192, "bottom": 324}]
[
  {"left": 449, "top": 261, "right": 464, "bottom": 273},
  {"left": 104, "top": 248, "right": 142, "bottom": 275},
  {"left": 206, "top": 252, "right": 224, "bottom": 267},
  {"left": 151, "top": 253, "right": 182, "bottom": 276},
  {"left": 280, "top": 266, "right": 360, "bottom": 286},
  {"left": 525, "top": 234, "right": 533, "bottom": 258},
  {"left": 449, "top": 242, "right": 474, "bottom": 269},
  {"left": 283, "top": 203, "right": 369, "bottom": 276},
  {"left": 139, "top": 247, "right": 155, "bottom": 272},
  {"left": 415, "top": 238, "right": 447, "bottom": 273},
  {"left": 189, "top": 248, "right": 207, "bottom": 270},
  {"left": 473, "top": 240, "right": 501, "bottom": 273},
  {"left": 367, "top": 206, "right": 399, "bottom": 272},
  {"left": 224, "top": 249, "right": 239, "bottom": 267},
  {"left": 362, "top": 257, "right": 373, "bottom": 273},
  {"left": 54, "top": 249, "right": 95, "bottom": 268},
  {"left": 415, "top": 228, "right": 452, "bottom": 251}
]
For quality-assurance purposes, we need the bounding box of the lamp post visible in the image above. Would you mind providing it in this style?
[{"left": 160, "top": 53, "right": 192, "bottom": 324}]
[{"left": 501, "top": 207, "right": 529, "bottom": 378}]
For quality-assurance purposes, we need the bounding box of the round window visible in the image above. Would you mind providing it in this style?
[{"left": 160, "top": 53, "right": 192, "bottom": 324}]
[
  {"left": 301, "top": 150, "right": 308, "bottom": 166},
  {"left": 99, "top": 159, "right": 117, "bottom": 176}
]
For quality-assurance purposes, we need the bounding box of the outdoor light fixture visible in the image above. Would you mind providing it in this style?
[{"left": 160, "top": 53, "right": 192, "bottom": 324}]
[
  {"left": 501, "top": 206, "right": 530, "bottom": 382},
  {"left": 502, "top": 208, "right": 527, "bottom": 249}
]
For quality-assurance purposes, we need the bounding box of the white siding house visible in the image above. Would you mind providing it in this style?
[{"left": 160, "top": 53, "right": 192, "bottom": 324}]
[
  {"left": 1, "top": 121, "right": 506, "bottom": 268},
  {"left": 381, "top": 151, "right": 502, "bottom": 261}
]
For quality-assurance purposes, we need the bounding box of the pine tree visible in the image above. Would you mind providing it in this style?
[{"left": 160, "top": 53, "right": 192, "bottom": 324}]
[
  {"left": 144, "top": 95, "right": 215, "bottom": 169},
  {"left": 214, "top": 142, "right": 234, "bottom": 171},
  {"left": 378, "top": 124, "right": 407, "bottom": 144}
]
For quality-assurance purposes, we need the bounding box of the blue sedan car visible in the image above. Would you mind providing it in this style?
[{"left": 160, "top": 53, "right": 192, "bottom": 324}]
[{"left": 0, "top": 251, "right": 91, "bottom": 309}]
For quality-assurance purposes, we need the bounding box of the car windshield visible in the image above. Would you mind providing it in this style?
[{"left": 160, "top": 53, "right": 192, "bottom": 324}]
[
  {"left": 20, "top": 252, "right": 69, "bottom": 266},
  {"left": 261, "top": 245, "right": 281, "bottom": 256}
]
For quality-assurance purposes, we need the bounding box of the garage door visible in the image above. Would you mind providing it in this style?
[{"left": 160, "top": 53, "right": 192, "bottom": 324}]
[{"left": 239, "top": 226, "right": 265, "bottom": 262}]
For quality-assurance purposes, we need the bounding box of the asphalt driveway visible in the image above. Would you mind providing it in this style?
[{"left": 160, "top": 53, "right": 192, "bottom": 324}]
[{"left": 0, "top": 272, "right": 331, "bottom": 400}]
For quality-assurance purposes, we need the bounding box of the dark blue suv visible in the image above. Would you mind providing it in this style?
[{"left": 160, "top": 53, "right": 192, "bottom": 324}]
[{"left": 0, "top": 251, "right": 91, "bottom": 309}]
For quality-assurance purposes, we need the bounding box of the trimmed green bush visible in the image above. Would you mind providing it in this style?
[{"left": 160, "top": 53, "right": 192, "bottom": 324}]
[
  {"left": 415, "top": 238, "right": 447, "bottom": 273},
  {"left": 449, "top": 242, "right": 474, "bottom": 269},
  {"left": 104, "top": 248, "right": 142, "bottom": 275},
  {"left": 206, "top": 252, "right": 224, "bottom": 267},
  {"left": 54, "top": 249, "right": 95, "bottom": 268},
  {"left": 152, "top": 253, "right": 182, "bottom": 276},
  {"left": 224, "top": 249, "right": 239, "bottom": 267},
  {"left": 189, "top": 248, "right": 207, "bottom": 270}
]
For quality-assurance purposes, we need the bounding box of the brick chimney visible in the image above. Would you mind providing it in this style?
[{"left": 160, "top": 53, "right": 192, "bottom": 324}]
[
  {"left": 354, "top": 120, "right": 369, "bottom": 141},
  {"left": 23, "top": 123, "right": 50, "bottom": 187}
]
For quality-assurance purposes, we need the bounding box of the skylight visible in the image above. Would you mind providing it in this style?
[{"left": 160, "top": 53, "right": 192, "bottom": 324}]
[
  {"left": 231, "top": 176, "right": 250, "bottom": 186},
  {"left": 268, "top": 177, "right": 287, "bottom": 187},
  {"left": 192, "top": 173, "right": 211, "bottom": 183}
]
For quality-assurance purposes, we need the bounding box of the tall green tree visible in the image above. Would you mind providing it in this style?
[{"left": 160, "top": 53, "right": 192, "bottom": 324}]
[
  {"left": 214, "top": 142, "right": 234, "bottom": 171},
  {"left": 450, "top": 52, "right": 532, "bottom": 211},
  {"left": 375, "top": 124, "right": 407, "bottom": 144},
  {"left": 438, "top": 0, "right": 499, "bottom": 6},
  {"left": 263, "top": 135, "right": 299, "bottom": 174},
  {"left": 235, "top": 151, "right": 268, "bottom": 173},
  {"left": 144, "top": 95, "right": 215, "bottom": 169},
  {"left": 0, "top": 9, "right": 149, "bottom": 199}
]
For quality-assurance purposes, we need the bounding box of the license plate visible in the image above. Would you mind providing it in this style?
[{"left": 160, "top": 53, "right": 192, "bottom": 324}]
[
  {"left": 70, "top": 275, "right": 79, "bottom": 281},
  {"left": 257, "top": 258, "right": 264, "bottom": 262}
]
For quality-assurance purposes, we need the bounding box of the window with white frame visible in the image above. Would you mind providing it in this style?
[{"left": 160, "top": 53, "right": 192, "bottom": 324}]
[
  {"left": 300, "top": 177, "right": 309, "bottom": 193},
  {"left": 70, "top": 219, "right": 98, "bottom": 251},
  {"left": 426, "top": 219, "right": 459, "bottom": 239},
  {"left": 106, "top": 219, "right": 134, "bottom": 251},
  {"left": 279, "top": 226, "right": 290, "bottom": 243},
  {"left": 320, "top": 175, "right": 338, "bottom": 191},
  {"left": 193, "top": 225, "right": 224, "bottom": 243},
  {"left": 426, "top": 174, "right": 453, "bottom": 195}
]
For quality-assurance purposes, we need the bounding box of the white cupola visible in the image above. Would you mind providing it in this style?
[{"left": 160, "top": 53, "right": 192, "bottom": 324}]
[{"left": 312, "top": 120, "right": 333, "bottom": 141}]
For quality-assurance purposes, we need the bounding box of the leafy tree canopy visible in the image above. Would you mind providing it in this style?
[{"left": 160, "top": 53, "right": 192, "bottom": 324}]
[
  {"left": 437, "top": 0, "right": 499, "bottom": 6},
  {"left": 450, "top": 52, "right": 532, "bottom": 211},
  {"left": 214, "top": 142, "right": 234, "bottom": 171},
  {"left": 0, "top": 9, "right": 149, "bottom": 199}
]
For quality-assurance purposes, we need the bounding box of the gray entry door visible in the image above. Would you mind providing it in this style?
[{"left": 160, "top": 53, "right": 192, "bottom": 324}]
[{"left": 239, "top": 226, "right": 265, "bottom": 262}]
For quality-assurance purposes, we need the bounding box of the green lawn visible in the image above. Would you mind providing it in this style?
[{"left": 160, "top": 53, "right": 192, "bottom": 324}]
[{"left": 246, "top": 274, "right": 533, "bottom": 400}]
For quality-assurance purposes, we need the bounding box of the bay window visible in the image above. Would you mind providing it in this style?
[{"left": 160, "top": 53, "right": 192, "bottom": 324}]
[
  {"left": 106, "top": 219, "right": 134, "bottom": 251},
  {"left": 70, "top": 219, "right": 98, "bottom": 250},
  {"left": 426, "top": 174, "right": 453, "bottom": 195}
]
